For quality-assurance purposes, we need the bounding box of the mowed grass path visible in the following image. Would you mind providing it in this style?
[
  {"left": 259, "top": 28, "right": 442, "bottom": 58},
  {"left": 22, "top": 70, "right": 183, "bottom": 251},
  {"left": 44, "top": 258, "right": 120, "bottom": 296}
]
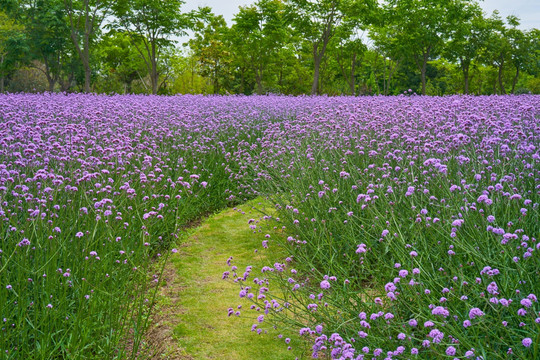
[{"left": 147, "top": 200, "right": 304, "bottom": 359}]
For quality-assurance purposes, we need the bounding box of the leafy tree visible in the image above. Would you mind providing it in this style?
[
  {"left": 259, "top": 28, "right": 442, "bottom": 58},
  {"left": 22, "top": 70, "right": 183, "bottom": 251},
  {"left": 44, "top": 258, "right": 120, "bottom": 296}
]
[
  {"left": 230, "top": 0, "right": 289, "bottom": 94},
  {"left": 114, "top": 0, "right": 208, "bottom": 94},
  {"left": 64, "top": 0, "right": 112, "bottom": 92},
  {"left": 443, "top": 3, "right": 487, "bottom": 94},
  {"left": 23, "top": 0, "right": 72, "bottom": 91},
  {"left": 505, "top": 16, "right": 533, "bottom": 93},
  {"left": 190, "top": 12, "right": 231, "bottom": 94},
  {"left": 168, "top": 50, "right": 212, "bottom": 94},
  {"left": 0, "top": 10, "right": 26, "bottom": 92},
  {"left": 382, "top": 0, "right": 471, "bottom": 95},
  {"left": 98, "top": 30, "right": 147, "bottom": 93},
  {"left": 331, "top": 24, "right": 366, "bottom": 95},
  {"left": 285, "top": 0, "right": 375, "bottom": 95},
  {"left": 481, "top": 11, "right": 511, "bottom": 94}
]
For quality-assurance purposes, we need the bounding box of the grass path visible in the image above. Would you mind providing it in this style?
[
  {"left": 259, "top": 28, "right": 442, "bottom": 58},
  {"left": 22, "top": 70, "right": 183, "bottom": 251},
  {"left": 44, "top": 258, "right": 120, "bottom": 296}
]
[{"left": 143, "top": 199, "right": 304, "bottom": 359}]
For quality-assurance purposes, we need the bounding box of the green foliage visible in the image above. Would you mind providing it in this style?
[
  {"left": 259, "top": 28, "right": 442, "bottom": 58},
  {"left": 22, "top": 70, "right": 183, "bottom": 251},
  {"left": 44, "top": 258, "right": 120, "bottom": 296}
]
[
  {"left": 97, "top": 30, "right": 148, "bottom": 94},
  {"left": 0, "top": 10, "right": 27, "bottom": 91},
  {"left": 190, "top": 12, "right": 231, "bottom": 94},
  {"left": 0, "top": 0, "right": 538, "bottom": 95}
]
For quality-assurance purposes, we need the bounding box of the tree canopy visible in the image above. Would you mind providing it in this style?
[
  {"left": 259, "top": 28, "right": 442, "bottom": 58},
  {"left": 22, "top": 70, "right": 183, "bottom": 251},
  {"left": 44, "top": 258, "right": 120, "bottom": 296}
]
[{"left": 0, "top": 0, "right": 538, "bottom": 95}]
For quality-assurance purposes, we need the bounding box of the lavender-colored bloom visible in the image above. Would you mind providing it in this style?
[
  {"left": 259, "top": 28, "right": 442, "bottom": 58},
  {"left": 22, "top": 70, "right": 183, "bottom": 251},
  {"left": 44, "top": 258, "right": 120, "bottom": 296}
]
[
  {"left": 432, "top": 306, "right": 449, "bottom": 317},
  {"left": 469, "top": 308, "right": 485, "bottom": 319},
  {"left": 487, "top": 282, "right": 498, "bottom": 295},
  {"left": 398, "top": 270, "right": 408, "bottom": 278},
  {"left": 424, "top": 320, "right": 434, "bottom": 327}
]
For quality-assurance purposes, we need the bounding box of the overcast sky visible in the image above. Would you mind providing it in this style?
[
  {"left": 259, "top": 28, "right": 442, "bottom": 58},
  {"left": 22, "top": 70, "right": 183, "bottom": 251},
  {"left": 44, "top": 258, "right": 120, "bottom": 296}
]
[{"left": 182, "top": 0, "right": 539, "bottom": 30}]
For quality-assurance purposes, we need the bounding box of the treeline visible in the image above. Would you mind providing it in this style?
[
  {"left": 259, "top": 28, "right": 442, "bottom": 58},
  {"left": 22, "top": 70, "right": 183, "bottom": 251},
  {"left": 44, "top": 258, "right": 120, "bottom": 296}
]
[{"left": 0, "top": 0, "right": 539, "bottom": 96}]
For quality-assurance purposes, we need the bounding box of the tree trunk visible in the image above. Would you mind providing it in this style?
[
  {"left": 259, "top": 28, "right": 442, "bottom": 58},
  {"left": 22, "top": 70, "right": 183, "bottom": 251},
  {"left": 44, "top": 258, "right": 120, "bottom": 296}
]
[
  {"left": 48, "top": 77, "right": 56, "bottom": 92},
  {"left": 151, "top": 69, "right": 158, "bottom": 94},
  {"left": 463, "top": 67, "right": 469, "bottom": 95},
  {"left": 420, "top": 58, "right": 427, "bottom": 95},
  {"left": 414, "top": 50, "right": 429, "bottom": 95},
  {"left": 255, "top": 74, "right": 263, "bottom": 95},
  {"left": 240, "top": 67, "right": 245, "bottom": 94},
  {"left": 82, "top": 1, "right": 91, "bottom": 93},
  {"left": 151, "top": 41, "right": 158, "bottom": 94},
  {"left": 66, "top": 0, "right": 94, "bottom": 93},
  {"left": 254, "top": 65, "right": 263, "bottom": 95},
  {"left": 83, "top": 58, "right": 91, "bottom": 93},
  {"left": 312, "top": 54, "right": 321, "bottom": 95},
  {"left": 0, "top": 55, "right": 4, "bottom": 93},
  {"left": 349, "top": 53, "right": 356, "bottom": 96},
  {"left": 386, "top": 59, "right": 399, "bottom": 96},
  {"left": 498, "top": 55, "right": 505, "bottom": 95},
  {"left": 511, "top": 66, "right": 519, "bottom": 94}
]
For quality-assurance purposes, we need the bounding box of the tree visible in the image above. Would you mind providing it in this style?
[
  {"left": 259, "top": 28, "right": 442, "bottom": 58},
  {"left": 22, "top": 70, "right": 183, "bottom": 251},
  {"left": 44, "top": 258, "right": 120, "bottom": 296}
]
[
  {"left": 23, "top": 0, "right": 73, "bottom": 92},
  {"left": 64, "top": 0, "right": 112, "bottom": 92},
  {"left": 382, "top": 0, "right": 471, "bottom": 95},
  {"left": 443, "top": 4, "right": 487, "bottom": 94},
  {"left": 98, "top": 30, "right": 147, "bottom": 93},
  {"left": 505, "top": 16, "right": 532, "bottom": 94},
  {"left": 190, "top": 13, "right": 231, "bottom": 94},
  {"left": 230, "top": 0, "right": 289, "bottom": 94},
  {"left": 0, "top": 10, "right": 26, "bottom": 92},
  {"left": 114, "top": 0, "right": 207, "bottom": 94},
  {"left": 370, "top": 19, "right": 408, "bottom": 95},
  {"left": 481, "top": 12, "right": 510, "bottom": 94},
  {"left": 285, "top": 0, "right": 374, "bottom": 95},
  {"left": 332, "top": 35, "right": 365, "bottom": 95}
]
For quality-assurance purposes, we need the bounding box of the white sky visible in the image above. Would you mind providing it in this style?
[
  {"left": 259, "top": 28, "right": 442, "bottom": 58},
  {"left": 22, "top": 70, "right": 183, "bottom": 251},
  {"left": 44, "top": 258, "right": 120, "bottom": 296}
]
[{"left": 182, "top": 0, "right": 539, "bottom": 30}]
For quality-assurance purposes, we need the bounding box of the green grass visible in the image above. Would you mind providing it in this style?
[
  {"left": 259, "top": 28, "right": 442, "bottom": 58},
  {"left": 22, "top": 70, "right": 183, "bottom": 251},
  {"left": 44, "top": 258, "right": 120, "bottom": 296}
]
[{"left": 153, "top": 199, "right": 306, "bottom": 359}]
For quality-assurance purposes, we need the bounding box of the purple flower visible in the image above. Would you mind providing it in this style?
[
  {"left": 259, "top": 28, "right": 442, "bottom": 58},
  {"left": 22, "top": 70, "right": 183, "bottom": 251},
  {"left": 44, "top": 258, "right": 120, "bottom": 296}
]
[
  {"left": 356, "top": 243, "right": 367, "bottom": 253},
  {"left": 469, "top": 308, "right": 484, "bottom": 319},
  {"left": 17, "top": 238, "right": 31, "bottom": 247},
  {"left": 320, "top": 280, "right": 330, "bottom": 289},
  {"left": 487, "top": 282, "right": 498, "bottom": 295},
  {"left": 522, "top": 338, "right": 532, "bottom": 347},
  {"left": 385, "top": 282, "right": 396, "bottom": 292},
  {"left": 432, "top": 306, "right": 449, "bottom": 317},
  {"left": 445, "top": 346, "right": 456, "bottom": 356}
]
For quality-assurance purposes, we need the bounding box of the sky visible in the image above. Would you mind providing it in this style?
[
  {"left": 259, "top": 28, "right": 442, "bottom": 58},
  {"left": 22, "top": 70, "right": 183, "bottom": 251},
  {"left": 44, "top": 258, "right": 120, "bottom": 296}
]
[{"left": 182, "top": 0, "right": 539, "bottom": 30}]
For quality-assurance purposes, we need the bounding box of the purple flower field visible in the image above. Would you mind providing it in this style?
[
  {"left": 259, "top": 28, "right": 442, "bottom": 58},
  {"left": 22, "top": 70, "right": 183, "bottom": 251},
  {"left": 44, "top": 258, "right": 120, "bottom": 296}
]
[{"left": 1, "top": 93, "right": 539, "bottom": 359}]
